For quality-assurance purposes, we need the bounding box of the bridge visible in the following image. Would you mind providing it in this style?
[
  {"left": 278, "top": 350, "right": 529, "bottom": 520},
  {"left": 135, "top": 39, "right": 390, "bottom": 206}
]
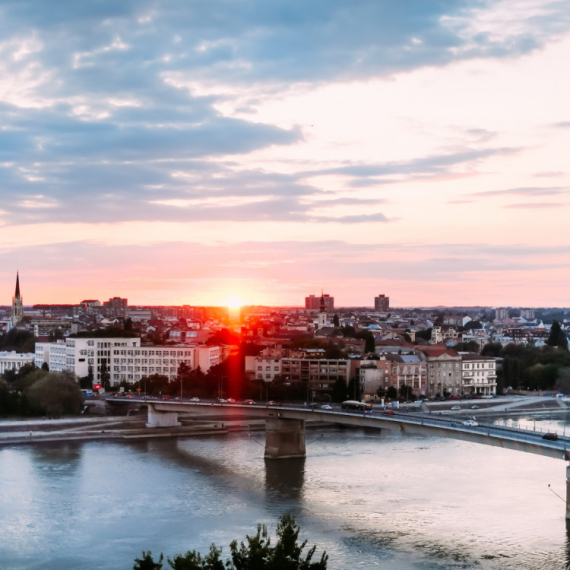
[{"left": 118, "top": 398, "right": 570, "bottom": 518}]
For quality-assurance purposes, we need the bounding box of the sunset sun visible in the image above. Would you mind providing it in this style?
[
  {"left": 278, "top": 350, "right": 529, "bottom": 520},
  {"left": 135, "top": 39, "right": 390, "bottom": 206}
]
[{"left": 225, "top": 295, "right": 244, "bottom": 309}]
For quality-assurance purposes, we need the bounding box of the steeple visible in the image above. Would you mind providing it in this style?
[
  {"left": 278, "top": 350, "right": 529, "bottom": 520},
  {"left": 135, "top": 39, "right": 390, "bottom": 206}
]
[
  {"left": 317, "top": 290, "right": 327, "bottom": 329},
  {"left": 11, "top": 271, "right": 23, "bottom": 327},
  {"left": 14, "top": 271, "right": 20, "bottom": 300}
]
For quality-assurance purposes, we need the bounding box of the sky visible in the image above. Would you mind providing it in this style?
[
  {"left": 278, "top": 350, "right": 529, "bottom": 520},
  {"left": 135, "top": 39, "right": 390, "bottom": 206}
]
[{"left": 1, "top": 0, "right": 570, "bottom": 308}]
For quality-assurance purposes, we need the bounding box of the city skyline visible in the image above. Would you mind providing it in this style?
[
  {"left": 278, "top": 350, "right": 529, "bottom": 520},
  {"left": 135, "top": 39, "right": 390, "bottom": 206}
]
[{"left": 1, "top": 1, "right": 570, "bottom": 306}]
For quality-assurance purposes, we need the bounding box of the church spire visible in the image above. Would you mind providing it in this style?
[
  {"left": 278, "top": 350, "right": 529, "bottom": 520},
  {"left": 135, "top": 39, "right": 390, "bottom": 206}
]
[
  {"left": 320, "top": 290, "right": 326, "bottom": 313},
  {"left": 15, "top": 271, "right": 20, "bottom": 300}
]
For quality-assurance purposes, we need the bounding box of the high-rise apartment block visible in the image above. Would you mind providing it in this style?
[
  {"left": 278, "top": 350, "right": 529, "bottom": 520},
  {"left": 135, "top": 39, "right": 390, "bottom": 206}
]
[
  {"left": 305, "top": 294, "right": 334, "bottom": 311},
  {"left": 374, "top": 294, "right": 389, "bottom": 312}
]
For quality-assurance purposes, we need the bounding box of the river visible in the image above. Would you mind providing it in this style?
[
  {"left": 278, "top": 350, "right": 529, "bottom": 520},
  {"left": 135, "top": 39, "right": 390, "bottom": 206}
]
[{"left": 1, "top": 415, "right": 569, "bottom": 569}]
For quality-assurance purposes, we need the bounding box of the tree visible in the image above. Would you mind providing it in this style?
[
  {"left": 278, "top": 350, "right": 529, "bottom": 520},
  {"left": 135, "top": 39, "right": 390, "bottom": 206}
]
[
  {"left": 415, "top": 328, "right": 432, "bottom": 341},
  {"left": 100, "top": 360, "right": 111, "bottom": 390},
  {"left": 332, "top": 314, "right": 340, "bottom": 328},
  {"left": 331, "top": 377, "right": 348, "bottom": 403},
  {"left": 386, "top": 386, "right": 397, "bottom": 400},
  {"left": 134, "top": 514, "right": 327, "bottom": 570},
  {"left": 364, "top": 333, "right": 375, "bottom": 354},
  {"left": 399, "top": 384, "right": 413, "bottom": 401},
  {"left": 134, "top": 551, "right": 163, "bottom": 570},
  {"left": 347, "top": 377, "right": 360, "bottom": 401},
  {"left": 481, "top": 342, "right": 503, "bottom": 357},
  {"left": 27, "top": 373, "right": 83, "bottom": 417},
  {"left": 548, "top": 320, "right": 568, "bottom": 351}
]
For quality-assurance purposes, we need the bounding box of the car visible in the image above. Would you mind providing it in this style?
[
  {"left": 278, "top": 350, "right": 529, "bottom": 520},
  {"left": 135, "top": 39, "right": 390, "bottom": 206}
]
[
  {"left": 190, "top": 397, "right": 200, "bottom": 402},
  {"left": 542, "top": 432, "right": 559, "bottom": 441},
  {"left": 320, "top": 404, "right": 332, "bottom": 410},
  {"left": 217, "top": 398, "right": 227, "bottom": 403},
  {"left": 451, "top": 406, "right": 461, "bottom": 410},
  {"left": 383, "top": 410, "right": 396, "bottom": 415},
  {"left": 462, "top": 420, "right": 478, "bottom": 427},
  {"left": 471, "top": 405, "right": 479, "bottom": 410},
  {"left": 244, "top": 399, "right": 255, "bottom": 405},
  {"left": 267, "top": 401, "right": 275, "bottom": 406},
  {"left": 226, "top": 398, "right": 236, "bottom": 403}
]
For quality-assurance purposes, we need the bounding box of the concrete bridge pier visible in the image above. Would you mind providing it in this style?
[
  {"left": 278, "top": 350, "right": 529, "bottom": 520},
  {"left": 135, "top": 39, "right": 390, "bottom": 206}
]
[
  {"left": 146, "top": 406, "right": 181, "bottom": 428},
  {"left": 264, "top": 418, "right": 306, "bottom": 459}
]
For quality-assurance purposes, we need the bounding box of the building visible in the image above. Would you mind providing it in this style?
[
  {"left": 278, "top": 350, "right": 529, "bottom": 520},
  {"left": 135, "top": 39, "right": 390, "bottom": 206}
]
[
  {"left": 520, "top": 308, "right": 535, "bottom": 320},
  {"left": 374, "top": 294, "right": 389, "bottom": 312},
  {"left": 417, "top": 347, "right": 462, "bottom": 398},
  {"left": 11, "top": 272, "right": 23, "bottom": 328},
  {"left": 280, "top": 358, "right": 353, "bottom": 396},
  {"left": 305, "top": 293, "right": 334, "bottom": 311},
  {"left": 359, "top": 360, "right": 391, "bottom": 398},
  {"left": 494, "top": 308, "right": 509, "bottom": 320},
  {"left": 35, "top": 337, "right": 224, "bottom": 386},
  {"left": 102, "top": 297, "right": 128, "bottom": 318},
  {"left": 0, "top": 351, "right": 34, "bottom": 375},
  {"left": 386, "top": 354, "right": 427, "bottom": 396},
  {"left": 460, "top": 354, "right": 497, "bottom": 396},
  {"left": 316, "top": 293, "right": 328, "bottom": 329}
]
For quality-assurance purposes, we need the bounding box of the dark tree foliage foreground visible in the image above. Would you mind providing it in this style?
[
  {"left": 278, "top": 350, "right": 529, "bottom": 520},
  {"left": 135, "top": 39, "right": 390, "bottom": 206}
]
[{"left": 133, "top": 514, "right": 328, "bottom": 570}]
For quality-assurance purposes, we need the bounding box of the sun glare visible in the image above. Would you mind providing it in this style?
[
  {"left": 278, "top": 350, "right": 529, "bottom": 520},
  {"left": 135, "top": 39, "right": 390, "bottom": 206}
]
[{"left": 225, "top": 295, "right": 243, "bottom": 309}]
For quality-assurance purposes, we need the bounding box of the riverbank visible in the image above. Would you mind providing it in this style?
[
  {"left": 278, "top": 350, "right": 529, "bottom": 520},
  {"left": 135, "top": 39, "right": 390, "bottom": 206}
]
[{"left": 0, "top": 415, "right": 332, "bottom": 447}]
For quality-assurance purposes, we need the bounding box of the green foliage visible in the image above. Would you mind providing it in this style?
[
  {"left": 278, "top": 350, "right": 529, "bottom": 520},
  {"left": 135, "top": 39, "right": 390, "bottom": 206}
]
[
  {"left": 547, "top": 320, "right": 568, "bottom": 351},
  {"left": 168, "top": 545, "right": 224, "bottom": 570},
  {"left": 386, "top": 386, "right": 398, "bottom": 400},
  {"left": 347, "top": 377, "right": 360, "bottom": 401},
  {"left": 363, "top": 333, "right": 375, "bottom": 354},
  {"left": 332, "top": 314, "right": 340, "bottom": 328},
  {"left": 481, "top": 342, "right": 503, "bottom": 357},
  {"left": 340, "top": 325, "right": 356, "bottom": 338},
  {"left": 415, "top": 328, "right": 432, "bottom": 341},
  {"left": 136, "top": 514, "right": 328, "bottom": 570},
  {"left": 70, "top": 327, "right": 137, "bottom": 338},
  {"left": 453, "top": 341, "right": 480, "bottom": 353},
  {"left": 134, "top": 551, "right": 164, "bottom": 570},
  {"left": 0, "top": 328, "right": 36, "bottom": 353},
  {"left": 331, "top": 377, "right": 348, "bottom": 403},
  {"left": 27, "top": 373, "right": 83, "bottom": 416}
]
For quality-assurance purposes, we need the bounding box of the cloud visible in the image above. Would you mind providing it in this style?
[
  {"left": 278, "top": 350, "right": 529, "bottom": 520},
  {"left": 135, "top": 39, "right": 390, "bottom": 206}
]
[
  {"left": 472, "top": 186, "right": 568, "bottom": 197},
  {"left": 504, "top": 202, "right": 565, "bottom": 209}
]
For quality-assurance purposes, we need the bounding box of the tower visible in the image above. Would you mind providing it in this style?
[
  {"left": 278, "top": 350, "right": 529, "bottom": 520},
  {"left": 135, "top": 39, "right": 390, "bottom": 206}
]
[
  {"left": 317, "top": 292, "right": 327, "bottom": 329},
  {"left": 11, "top": 272, "right": 24, "bottom": 327}
]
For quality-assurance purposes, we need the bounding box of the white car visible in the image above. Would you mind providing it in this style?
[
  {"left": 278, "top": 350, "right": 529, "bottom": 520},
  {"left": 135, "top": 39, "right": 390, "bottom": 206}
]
[
  {"left": 190, "top": 397, "right": 200, "bottom": 402},
  {"left": 320, "top": 404, "right": 333, "bottom": 410},
  {"left": 462, "top": 420, "right": 478, "bottom": 427},
  {"left": 451, "top": 406, "right": 461, "bottom": 410}
]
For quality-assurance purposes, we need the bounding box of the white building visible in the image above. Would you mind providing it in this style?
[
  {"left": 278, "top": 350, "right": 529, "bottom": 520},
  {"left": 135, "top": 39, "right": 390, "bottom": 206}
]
[
  {"left": 0, "top": 351, "right": 35, "bottom": 374},
  {"left": 460, "top": 353, "right": 497, "bottom": 396},
  {"left": 35, "top": 337, "right": 224, "bottom": 386}
]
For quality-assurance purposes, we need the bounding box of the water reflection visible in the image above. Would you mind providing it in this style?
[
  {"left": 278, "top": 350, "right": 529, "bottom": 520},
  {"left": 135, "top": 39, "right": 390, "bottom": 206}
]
[{"left": 264, "top": 458, "right": 305, "bottom": 501}]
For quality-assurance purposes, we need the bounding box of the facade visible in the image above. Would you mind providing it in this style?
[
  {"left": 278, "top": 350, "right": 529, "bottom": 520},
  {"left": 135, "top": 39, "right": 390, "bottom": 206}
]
[
  {"left": 253, "top": 357, "right": 282, "bottom": 382},
  {"left": 35, "top": 337, "right": 223, "bottom": 386},
  {"left": 494, "top": 307, "right": 509, "bottom": 320},
  {"left": 520, "top": 308, "right": 535, "bottom": 320},
  {"left": 360, "top": 360, "right": 391, "bottom": 397},
  {"left": 374, "top": 294, "right": 389, "bottom": 312},
  {"left": 460, "top": 354, "right": 497, "bottom": 396},
  {"left": 386, "top": 354, "right": 427, "bottom": 395},
  {"left": 305, "top": 294, "right": 334, "bottom": 311},
  {"left": 0, "top": 351, "right": 34, "bottom": 374},
  {"left": 281, "top": 358, "right": 352, "bottom": 395},
  {"left": 418, "top": 348, "right": 462, "bottom": 398},
  {"left": 11, "top": 273, "right": 24, "bottom": 327},
  {"left": 102, "top": 297, "right": 128, "bottom": 318}
]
